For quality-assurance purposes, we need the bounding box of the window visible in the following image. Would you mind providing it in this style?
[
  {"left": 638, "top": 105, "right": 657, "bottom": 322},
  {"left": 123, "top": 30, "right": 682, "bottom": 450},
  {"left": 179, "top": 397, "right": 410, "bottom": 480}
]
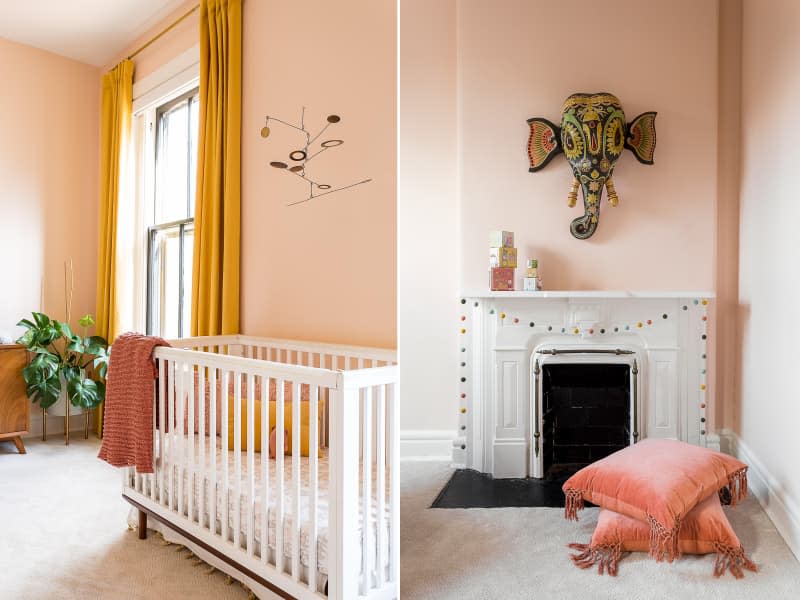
[{"left": 145, "top": 90, "right": 199, "bottom": 338}]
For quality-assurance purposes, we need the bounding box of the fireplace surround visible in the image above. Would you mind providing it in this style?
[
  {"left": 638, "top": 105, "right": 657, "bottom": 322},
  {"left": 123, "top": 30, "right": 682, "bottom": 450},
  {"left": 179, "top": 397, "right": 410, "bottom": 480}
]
[{"left": 455, "top": 291, "right": 715, "bottom": 478}]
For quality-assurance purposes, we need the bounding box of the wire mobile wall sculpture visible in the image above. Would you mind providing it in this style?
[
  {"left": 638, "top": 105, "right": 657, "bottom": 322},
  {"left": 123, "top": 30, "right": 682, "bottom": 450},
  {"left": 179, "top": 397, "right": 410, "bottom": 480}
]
[{"left": 261, "top": 107, "right": 372, "bottom": 206}]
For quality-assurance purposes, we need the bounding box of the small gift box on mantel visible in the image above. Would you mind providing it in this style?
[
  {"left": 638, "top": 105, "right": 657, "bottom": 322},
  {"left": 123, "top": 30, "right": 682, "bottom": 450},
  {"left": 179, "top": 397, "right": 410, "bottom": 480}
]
[
  {"left": 490, "top": 267, "right": 515, "bottom": 291},
  {"left": 488, "top": 230, "right": 514, "bottom": 248},
  {"left": 489, "top": 246, "right": 518, "bottom": 269}
]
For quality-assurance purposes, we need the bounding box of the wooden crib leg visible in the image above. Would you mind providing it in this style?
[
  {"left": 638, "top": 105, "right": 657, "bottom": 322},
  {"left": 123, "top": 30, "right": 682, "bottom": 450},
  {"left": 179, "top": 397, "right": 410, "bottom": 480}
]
[{"left": 138, "top": 509, "right": 148, "bottom": 540}]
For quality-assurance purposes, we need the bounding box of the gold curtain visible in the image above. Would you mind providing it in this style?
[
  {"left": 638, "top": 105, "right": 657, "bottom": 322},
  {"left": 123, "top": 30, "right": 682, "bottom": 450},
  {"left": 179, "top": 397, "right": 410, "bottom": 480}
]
[
  {"left": 94, "top": 59, "right": 134, "bottom": 437},
  {"left": 191, "top": 0, "right": 242, "bottom": 336}
]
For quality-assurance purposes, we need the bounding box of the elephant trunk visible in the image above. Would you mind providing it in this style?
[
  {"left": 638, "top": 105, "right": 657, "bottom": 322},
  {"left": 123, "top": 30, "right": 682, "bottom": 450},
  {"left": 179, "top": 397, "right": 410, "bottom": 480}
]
[{"left": 569, "top": 180, "right": 600, "bottom": 239}]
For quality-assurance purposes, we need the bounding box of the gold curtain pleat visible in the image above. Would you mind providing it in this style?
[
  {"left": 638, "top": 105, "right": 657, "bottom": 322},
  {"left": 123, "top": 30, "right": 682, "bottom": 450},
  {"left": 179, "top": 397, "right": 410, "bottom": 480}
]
[
  {"left": 94, "top": 59, "right": 134, "bottom": 437},
  {"left": 191, "top": 0, "right": 242, "bottom": 336}
]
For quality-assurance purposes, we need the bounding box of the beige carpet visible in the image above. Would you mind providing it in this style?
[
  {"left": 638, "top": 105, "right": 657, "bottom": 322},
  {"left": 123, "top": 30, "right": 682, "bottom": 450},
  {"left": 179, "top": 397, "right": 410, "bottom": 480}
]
[
  {"left": 401, "top": 462, "right": 800, "bottom": 600},
  {"left": 0, "top": 437, "right": 249, "bottom": 600}
]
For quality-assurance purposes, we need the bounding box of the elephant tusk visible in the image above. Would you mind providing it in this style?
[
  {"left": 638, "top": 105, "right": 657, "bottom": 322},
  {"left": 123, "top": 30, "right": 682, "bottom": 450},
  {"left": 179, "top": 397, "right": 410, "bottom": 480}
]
[
  {"left": 606, "top": 177, "right": 619, "bottom": 207},
  {"left": 567, "top": 178, "right": 579, "bottom": 208}
]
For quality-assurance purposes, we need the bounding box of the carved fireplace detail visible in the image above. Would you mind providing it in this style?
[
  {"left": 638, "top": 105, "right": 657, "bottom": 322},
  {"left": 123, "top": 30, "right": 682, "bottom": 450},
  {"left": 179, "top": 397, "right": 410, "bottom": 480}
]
[{"left": 455, "top": 291, "right": 715, "bottom": 479}]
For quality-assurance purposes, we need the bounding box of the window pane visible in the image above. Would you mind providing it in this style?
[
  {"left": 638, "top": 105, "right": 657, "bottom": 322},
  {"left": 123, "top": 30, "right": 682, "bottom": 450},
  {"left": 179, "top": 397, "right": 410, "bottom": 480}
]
[
  {"left": 182, "top": 223, "right": 194, "bottom": 335},
  {"left": 150, "top": 225, "right": 183, "bottom": 339},
  {"left": 155, "top": 100, "right": 189, "bottom": 223},
  {"left": 189, "top": 95, "right": 199, "bottom": 217}
]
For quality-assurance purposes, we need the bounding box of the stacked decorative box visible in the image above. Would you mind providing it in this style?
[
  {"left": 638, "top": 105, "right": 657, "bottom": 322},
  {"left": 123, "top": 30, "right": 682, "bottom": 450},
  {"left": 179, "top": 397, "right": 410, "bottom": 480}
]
[{"left": 489, "top": 230, "right": 516, "bottom": 291}]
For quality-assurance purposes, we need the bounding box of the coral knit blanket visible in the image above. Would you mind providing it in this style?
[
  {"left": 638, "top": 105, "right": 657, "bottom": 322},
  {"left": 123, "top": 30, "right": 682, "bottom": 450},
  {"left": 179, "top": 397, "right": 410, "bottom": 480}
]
[{"left": 98, "top": 332, "right": 171, "bottom": 473}]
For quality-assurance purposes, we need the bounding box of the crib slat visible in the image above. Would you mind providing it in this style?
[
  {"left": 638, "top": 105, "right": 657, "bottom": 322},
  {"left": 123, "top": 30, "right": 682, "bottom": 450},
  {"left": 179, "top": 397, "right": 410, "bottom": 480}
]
[
  {"left": 234, "top": 372, "right": 242, "bottom": 550},
  {"left": 388, "top": 382, "right": 399, "bottom": 585},
  {"left": 261, "top": 376, "right": 269, "bottom": 564},
  {"left": 158, "top": 358, "right": 166, "bottom": 506},
  {"left": 309, "top": 384, "right": 319, "bottom": 592},
  {"left": 246, "top": 373, "right": 256, "bottom": 557},
  {"left": 168, "top": 360, "right": 176, "bottom": 510},
  {"left": 199, "top": 365, "right": 206, "bottom": 527},
  {"left": 210, "top": 367, "right": 217, "bottom": 535},
  {"left": 376, "top": 384, "right": 386, "bottom": 587},
  {"left": 177, "top": 360, "right": 186, "bottom": 517},
  {"left": 187, "top": 364, "right": 195, "bottom": 523},
  {"left": 276, "top": 378, "right": 285, "bottom": 574},
  {"left": 291, "top": 380, "right": 301, "bottom": 581},
  {"left": 361, "top": 386, "right": 373, "bottom": 594},
  {"left": 221, "top": 370, "right": 230, "bottom": 543}
]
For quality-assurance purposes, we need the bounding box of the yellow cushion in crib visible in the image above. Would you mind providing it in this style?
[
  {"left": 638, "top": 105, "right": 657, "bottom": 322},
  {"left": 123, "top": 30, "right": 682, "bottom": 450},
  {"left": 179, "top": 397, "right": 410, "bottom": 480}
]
[{"left": 226, "top": 396, "right": 323, "bottom": 457}]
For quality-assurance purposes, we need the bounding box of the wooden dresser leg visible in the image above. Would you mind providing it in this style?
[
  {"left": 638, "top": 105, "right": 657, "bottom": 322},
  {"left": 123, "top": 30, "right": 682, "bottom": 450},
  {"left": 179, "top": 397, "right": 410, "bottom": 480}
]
[
  {"left": 12, "top": 436, "right": 26, "bottom": 454},
  {"left": 138, "top": 509, "right": 148, "bottom": 540}
]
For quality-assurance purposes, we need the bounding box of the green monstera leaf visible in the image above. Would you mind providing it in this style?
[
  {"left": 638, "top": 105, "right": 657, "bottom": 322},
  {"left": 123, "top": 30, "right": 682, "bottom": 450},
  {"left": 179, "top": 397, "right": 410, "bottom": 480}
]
[
  {"left": 22, "top": 363, "right": 62, "bottom": 409},
  {"left": 66, "top": 373, "right": 103, "bottom": 409},
  {"left": 16, "top": 311, "right": 108, "bottom": 410}
]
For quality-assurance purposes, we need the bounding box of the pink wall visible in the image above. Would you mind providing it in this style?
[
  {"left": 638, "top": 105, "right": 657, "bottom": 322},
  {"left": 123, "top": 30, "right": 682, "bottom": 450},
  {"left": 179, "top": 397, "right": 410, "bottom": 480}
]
[
  {"left": 716, "top": 0, "right": 742, "bottom": 433},
  {"left": 737, "top": 0, "right": 800, "bottom": 543},
  {"left": 108, "top": 0, "right": 397, "bottom": 349},
  {"left": 398, "top": 0, "right": 459, "bottom": 442},
  {"left": 0, "top": 37, "right": 100, "bottom": 339},
  {"left": 458, "top": 0, "right": 718, "bottom": 293},
  {"left": 240, "top": 0, "right": 396, "bottom": 349}
]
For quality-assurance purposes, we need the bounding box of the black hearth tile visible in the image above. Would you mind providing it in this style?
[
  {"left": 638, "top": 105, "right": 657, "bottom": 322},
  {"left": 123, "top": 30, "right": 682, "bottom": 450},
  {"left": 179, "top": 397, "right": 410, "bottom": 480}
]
[{"left": 430, "top": 469, "right": 570, "bottom": 509}]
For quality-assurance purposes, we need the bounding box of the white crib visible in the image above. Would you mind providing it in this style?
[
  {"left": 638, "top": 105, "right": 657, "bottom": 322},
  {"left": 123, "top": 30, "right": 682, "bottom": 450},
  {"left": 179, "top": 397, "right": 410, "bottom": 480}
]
[{"left": 120, "top": 335, "right": 398, "bottom": 600}]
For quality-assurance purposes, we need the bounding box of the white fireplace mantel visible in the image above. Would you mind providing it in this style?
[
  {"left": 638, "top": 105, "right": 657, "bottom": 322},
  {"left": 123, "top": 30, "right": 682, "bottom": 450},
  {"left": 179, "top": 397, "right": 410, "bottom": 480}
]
[
  {"left": 454, "top": 291, "right": 716, "bottom": 478},
  {"left": 460, "top": 290, "right": 715, "bottom": 299}
]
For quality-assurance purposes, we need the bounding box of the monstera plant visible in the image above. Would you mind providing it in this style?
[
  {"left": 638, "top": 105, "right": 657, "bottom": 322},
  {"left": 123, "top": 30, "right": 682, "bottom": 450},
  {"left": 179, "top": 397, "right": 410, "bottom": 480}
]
[{"left": 16, "top": 313, "right": 109, "bottom": 410}]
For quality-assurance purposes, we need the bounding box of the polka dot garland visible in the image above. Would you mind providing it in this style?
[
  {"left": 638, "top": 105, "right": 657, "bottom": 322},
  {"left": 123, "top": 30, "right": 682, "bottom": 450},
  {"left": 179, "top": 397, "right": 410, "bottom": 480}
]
[{"left": 460, "top": 298, "right": 710, "bottom": 441}]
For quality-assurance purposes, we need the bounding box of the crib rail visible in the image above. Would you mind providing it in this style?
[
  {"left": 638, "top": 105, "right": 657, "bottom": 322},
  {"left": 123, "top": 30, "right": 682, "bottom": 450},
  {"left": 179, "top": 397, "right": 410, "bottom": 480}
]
[
  {"left": 171, "top": 334, "right": 397, "bottom": 368},
  {"left": 121, "top": 336, "right": 398, "bottom": 600}
]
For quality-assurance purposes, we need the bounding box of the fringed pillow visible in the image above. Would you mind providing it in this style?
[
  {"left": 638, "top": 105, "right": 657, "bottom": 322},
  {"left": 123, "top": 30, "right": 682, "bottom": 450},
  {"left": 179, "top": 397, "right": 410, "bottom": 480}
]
[
  {"left": 569, "top": 493, "right": 757, "bottom": 578},
  {"left": 563, "top": 439, "right": 747, "bottom": 562}
]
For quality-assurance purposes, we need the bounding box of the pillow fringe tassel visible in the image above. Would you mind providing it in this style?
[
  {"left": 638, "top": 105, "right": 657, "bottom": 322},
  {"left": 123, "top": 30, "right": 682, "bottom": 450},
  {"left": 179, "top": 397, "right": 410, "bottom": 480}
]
[
  {"left": 713, "top": 542, "right": 758, "bottom": 579},
  {"left": 564, "top": 489, "right": 584, "bottom": 521},
  {"left": 567, "top": 542, "right": 622, "bottom": 576},
  {"left": 727, "top": 467, "right": 748, "bottom": 505},
  {"left": 647, "top": 513, "right": 682, "bottom": 562}
]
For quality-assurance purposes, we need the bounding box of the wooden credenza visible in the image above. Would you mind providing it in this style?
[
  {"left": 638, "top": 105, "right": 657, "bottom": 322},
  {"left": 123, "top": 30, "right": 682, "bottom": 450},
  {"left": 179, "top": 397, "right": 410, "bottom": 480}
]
[{"left": 0, "top": 344, "right": 29, "bottom": 453}]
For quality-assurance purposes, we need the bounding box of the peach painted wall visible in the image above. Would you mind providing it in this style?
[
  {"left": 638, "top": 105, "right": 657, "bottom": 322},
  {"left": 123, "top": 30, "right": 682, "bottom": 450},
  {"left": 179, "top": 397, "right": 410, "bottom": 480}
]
[
  {"left": 458, "top": 0, "right": 718, "bottom": 293},
  {"left": 240, "top": 0, "right": 396, "bottom": 349},
  {"left": 400, "top": 0, "right": 721, "bottom": 438},
  {"left": 0, "top": 37, "right": 100, "bottom": 342},
  {"left": 715, "top": 0, "right": 742, "bottom": 433},
  {"left": 398, "top": 0, "right": 459, "bottom": 449},
  {"left": 737, "top": 0, "right": 800, "bottom": 549}
]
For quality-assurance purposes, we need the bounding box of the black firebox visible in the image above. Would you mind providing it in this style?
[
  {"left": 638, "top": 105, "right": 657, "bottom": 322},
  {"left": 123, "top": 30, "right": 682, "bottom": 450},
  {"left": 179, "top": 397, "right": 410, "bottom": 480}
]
[{"left": 541, "top": 363, "right": 631, "bottom": 478}]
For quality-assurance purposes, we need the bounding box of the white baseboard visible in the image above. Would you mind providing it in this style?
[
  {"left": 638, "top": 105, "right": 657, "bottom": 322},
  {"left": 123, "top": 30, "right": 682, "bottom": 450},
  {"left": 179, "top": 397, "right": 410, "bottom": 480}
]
[
  {"left": 400, "top": 429, "right": 454, "bottom": 461},
  {"left": 720, "top": 429, "right": 800, "bottom": 561}
]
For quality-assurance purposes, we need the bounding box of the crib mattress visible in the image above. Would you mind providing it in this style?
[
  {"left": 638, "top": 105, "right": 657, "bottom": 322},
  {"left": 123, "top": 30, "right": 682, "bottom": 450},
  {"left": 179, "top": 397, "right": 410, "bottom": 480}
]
[{"left": 147, "top": 434, "right": 389, "bottom": 577}]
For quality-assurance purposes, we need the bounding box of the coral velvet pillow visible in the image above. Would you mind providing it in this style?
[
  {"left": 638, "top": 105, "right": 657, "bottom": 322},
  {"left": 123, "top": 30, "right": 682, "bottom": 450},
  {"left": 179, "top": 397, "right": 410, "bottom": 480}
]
[
  {"left": 569, "top": 493, "right": 757, "bottom": 578},
  {"left": 562, "top": 438, "right": 748, "bottom": 561}
]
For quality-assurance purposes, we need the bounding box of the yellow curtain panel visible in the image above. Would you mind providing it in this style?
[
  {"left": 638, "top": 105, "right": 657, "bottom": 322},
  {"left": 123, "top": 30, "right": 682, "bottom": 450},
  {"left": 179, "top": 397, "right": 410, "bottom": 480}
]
[
  {"left": 192, "top": 0, "right": 242, "bottom": 336},
  {"left": 94, "top": 59, "right": 134, "bottom": 437}
]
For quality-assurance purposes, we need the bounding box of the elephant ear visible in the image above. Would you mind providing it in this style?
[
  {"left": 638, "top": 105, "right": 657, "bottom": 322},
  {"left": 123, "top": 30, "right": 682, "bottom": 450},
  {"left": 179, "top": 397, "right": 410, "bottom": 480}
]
[
  {"left": 625, "top": 111, "right": 657, "bottom": 165},
  {"left": 527, "top": 117, "right": 562, "bottom": 172}
]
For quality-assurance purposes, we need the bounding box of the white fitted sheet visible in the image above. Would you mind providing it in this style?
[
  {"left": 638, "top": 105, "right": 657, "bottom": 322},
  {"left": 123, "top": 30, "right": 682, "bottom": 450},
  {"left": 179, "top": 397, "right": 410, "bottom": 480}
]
[{"left": 149, "top": 434, "right": 389, "bottom": 577}]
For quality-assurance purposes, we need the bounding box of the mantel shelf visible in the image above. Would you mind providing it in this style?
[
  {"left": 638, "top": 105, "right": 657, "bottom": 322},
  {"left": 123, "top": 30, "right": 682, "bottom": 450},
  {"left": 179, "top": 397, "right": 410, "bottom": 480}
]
[{"left": 460, "top": 290, "right": 716, "bottom": 300}]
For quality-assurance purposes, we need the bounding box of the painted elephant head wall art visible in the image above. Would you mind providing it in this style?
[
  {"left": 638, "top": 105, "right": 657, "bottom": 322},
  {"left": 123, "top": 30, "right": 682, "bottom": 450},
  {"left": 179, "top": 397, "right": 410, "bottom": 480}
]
[{"left": 527, "top": 92, "right": 657, "bottom": 239}]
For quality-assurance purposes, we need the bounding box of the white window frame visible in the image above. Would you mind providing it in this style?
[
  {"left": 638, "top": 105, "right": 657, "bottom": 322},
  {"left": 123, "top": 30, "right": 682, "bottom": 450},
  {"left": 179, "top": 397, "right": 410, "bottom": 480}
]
[{"left": 129, "top": 45, "right": 200, "bottom": 334}]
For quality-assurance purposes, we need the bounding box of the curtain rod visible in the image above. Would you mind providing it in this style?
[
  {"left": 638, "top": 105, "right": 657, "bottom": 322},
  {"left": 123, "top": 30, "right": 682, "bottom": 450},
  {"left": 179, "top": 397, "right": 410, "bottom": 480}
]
[{"left": 127, "top": 4, "right": 199, "bottom": 60}]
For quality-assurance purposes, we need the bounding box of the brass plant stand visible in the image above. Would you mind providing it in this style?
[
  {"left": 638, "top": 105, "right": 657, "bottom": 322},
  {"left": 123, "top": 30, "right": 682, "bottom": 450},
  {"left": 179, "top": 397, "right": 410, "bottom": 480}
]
[{"left": 41, "top": 407, "right": 91, "bottom": 445}]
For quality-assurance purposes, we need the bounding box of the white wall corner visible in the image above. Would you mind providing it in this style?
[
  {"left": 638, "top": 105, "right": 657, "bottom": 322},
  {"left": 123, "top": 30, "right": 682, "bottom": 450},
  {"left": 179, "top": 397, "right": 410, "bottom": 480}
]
[
  {"left": 400, "top": 429, "right": 455, "bottom": 462},
  {"left": 719, "top": 429, "right": 800, "bottom": 562}
]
